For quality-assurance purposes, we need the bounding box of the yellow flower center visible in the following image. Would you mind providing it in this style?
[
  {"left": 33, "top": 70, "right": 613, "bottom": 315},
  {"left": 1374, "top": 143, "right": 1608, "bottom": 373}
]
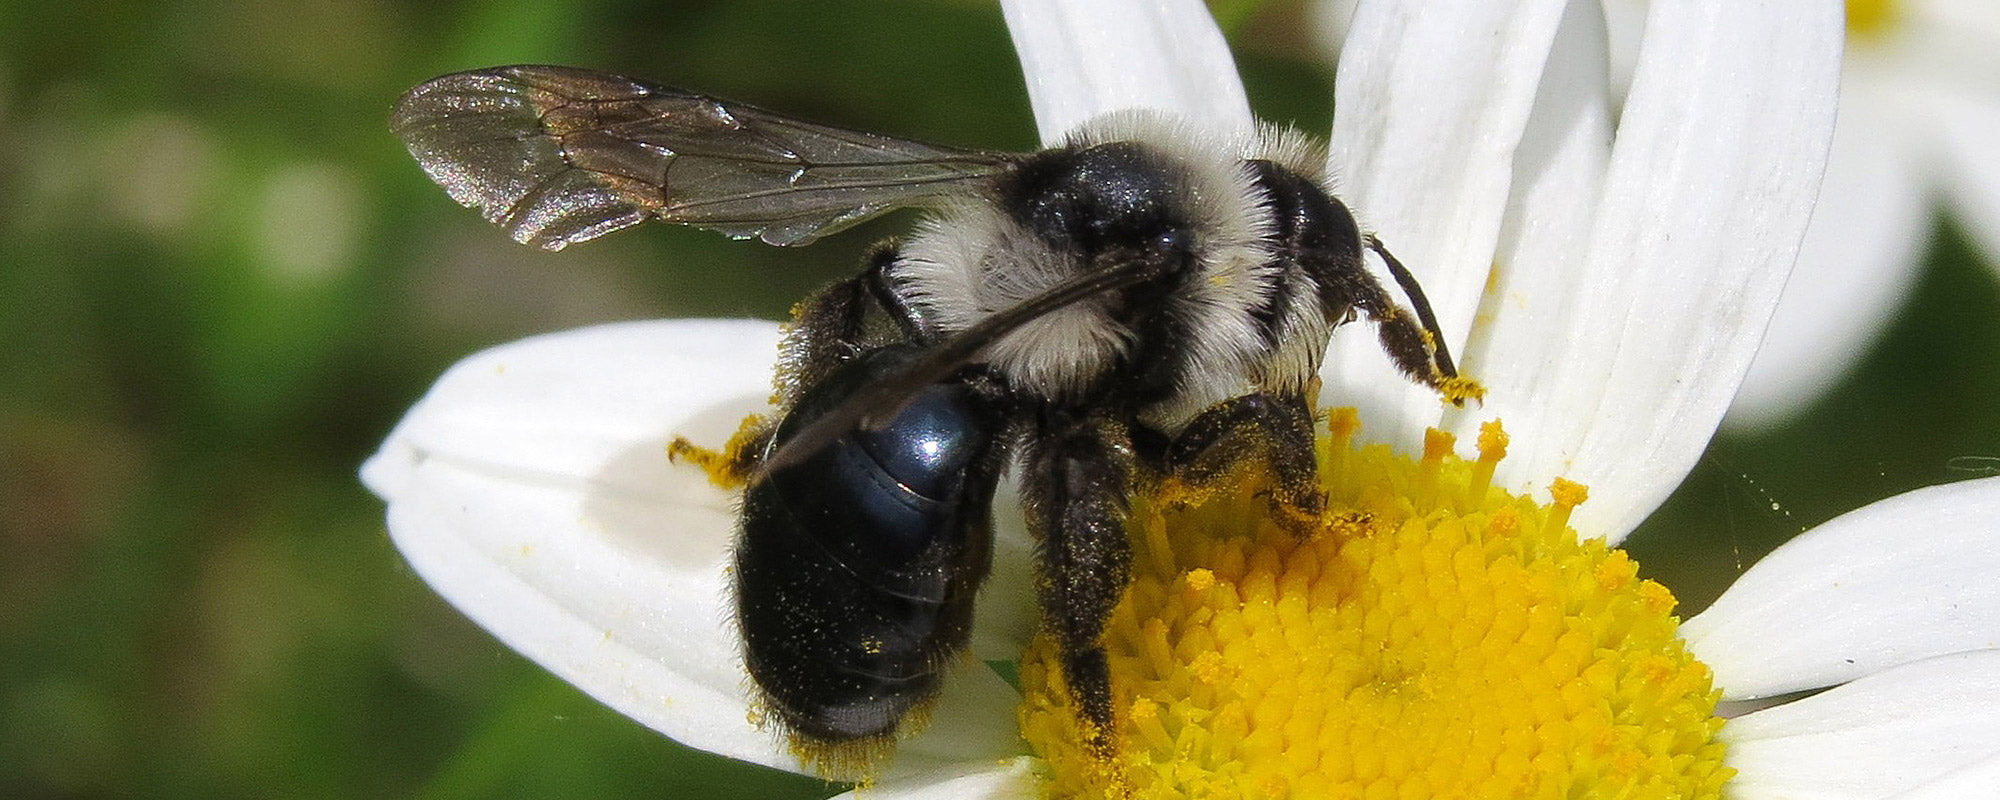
[
  {"left": 1017, "top": 412, "right": 1732, "bottom": 798},
  {"left": 1847, "top": 0, "right": 1900, "bottom": 43}
]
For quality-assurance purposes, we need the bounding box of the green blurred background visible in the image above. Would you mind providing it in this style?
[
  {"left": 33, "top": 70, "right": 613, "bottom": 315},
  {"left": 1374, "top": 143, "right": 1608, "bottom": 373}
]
[{"left": 2, "top": 1, "right": 1995, "bottom": 797}]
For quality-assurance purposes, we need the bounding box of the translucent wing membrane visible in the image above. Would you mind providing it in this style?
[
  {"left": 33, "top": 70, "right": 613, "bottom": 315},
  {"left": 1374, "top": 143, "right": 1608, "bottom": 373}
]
[{"left": 392, "top": 65, "right": 1018, "bottom": 249}]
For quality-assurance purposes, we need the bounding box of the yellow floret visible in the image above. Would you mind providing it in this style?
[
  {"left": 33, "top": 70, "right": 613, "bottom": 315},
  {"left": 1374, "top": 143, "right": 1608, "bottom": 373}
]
[{"left": 1019, "top": 416, "right": 1731, "bottom": 799}]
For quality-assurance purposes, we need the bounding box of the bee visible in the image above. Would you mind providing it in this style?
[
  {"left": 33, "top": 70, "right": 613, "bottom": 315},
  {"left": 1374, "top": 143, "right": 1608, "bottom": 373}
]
[{"left": 393, "top": 65, "right": 1464, "bottom": 757}]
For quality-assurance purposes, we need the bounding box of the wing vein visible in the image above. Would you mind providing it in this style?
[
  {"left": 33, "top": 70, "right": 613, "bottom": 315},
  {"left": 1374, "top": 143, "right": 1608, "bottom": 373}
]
[{"left": 393, "top": 64, "right": 1020, "bottom": 247}]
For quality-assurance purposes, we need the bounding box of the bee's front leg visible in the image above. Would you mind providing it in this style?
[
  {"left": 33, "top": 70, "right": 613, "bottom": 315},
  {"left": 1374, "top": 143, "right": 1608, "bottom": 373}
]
[{"left": 1160, "top": 391, "right": 1325, "bottom": 535}]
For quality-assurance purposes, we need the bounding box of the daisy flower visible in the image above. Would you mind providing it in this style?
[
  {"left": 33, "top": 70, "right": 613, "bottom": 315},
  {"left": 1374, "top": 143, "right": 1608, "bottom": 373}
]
[
  {"left": 1730, "top": 0, "right": 2000, "bottom": 429},
  {"left": 364, "top": 0, "right": 2000, "bottom": 797},
  {"left": 1320, "top": 0, "right": 2000, "bottom": 431}
]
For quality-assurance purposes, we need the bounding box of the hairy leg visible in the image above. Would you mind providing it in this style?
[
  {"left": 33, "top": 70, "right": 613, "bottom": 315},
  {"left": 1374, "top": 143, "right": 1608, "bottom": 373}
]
[
  {"left": 1163, "top": 392, "right": 1325, "bottom": 534},
  {"left": 1021, "top": 407, "right": 1135, "bottom": 750}
]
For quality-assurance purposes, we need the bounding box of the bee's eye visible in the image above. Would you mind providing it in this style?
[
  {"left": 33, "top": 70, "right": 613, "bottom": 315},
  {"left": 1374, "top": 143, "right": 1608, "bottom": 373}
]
[{"left": 1152, "top": 228, "right": 1191, "bottom": 256}]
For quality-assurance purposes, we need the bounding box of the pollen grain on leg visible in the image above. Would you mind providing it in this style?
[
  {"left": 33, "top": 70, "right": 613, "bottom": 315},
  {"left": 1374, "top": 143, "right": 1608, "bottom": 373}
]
[
  {"left": 1018, "top": 415, "right": 1732, "bottom": 799},
  {"left": 666, "top": 413, "right": 769, "bottom": 489},
  {"left": 1437, "top": 375, "right": 1487, "bottom": 406}
]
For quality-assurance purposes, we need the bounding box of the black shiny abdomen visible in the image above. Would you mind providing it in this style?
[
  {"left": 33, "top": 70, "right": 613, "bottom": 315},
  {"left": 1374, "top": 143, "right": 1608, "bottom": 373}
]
[{"left": 735, "top": 347, "right": 1007, "bottom": 741}]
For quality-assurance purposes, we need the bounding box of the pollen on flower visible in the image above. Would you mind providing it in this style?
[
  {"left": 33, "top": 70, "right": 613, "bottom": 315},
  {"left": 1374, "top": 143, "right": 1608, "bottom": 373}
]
[
  {"left": 1017, "top": 415, "right": 1732, "bottom": 799},
  {"left": 1550, "top": 477, "right": 1590, "bottom": 507},
  {"left": 1422, "top": 428, "right": 1456, "bottom": 460},
  {"left": 1476, "top": 420, "right": 1509, "bottom": 461},
  {"left": 1469, "top": 420, "right": 1508, "bottom": 501},
  {"left": 1545, "top": 477, "right": 1589, "bottom": 542}
]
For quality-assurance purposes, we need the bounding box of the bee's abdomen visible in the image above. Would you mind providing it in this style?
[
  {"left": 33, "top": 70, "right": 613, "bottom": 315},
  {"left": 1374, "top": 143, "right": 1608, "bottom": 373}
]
[{"left": 735, "top": 348, "right": 1006, "bottom": 741}]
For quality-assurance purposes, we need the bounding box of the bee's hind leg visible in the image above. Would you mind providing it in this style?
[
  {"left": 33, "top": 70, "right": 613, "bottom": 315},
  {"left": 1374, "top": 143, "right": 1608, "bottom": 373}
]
[
  {"left": 676, "top": 243, "right": 920, "bottom": 484},
  {"left": 777, "top": 242, "right": 922, "bottom": 396},
  {"left": 1161, "top": 392, "right": 1325, "bottom": 536}
]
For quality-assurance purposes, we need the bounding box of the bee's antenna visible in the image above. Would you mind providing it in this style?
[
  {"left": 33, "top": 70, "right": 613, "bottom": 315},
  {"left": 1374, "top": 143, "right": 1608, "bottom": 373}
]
[{"left": 1366, "top": 234, "right": 1458, "bottom": 380}]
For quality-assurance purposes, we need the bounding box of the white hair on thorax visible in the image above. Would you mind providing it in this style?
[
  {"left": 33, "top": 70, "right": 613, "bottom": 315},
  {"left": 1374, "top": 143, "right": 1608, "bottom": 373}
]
[{"left": 896, "top": 110, "right": 1336, "bottom": 430}]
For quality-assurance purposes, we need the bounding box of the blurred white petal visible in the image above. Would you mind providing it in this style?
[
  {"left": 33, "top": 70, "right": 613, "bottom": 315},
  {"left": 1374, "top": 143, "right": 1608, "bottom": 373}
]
[
  {"left": 1306, "top": 0, "right": 1357, "bottom": 60},
  {"left": 1486, "top": 0, "right": 1840, "bottom": 540},
  {"left": 1727, "top": 91, "right": 1931, "bottom": 432},
  {"left": 1887, "top": 0, "right": 2000, "bottom": 87},
  {"left": 1717, "top": 0, "right": 2000, "bottom": 427},
  {"left": 1723, "top": 649, "right": 2000, "bottom": 799},
  {"left": 1323, "top": 0, "right": 1569, "bottom": 441},
  {"left": 831, "top": 757, "right": 1039, "bottom": 800},
  {"left": 363, "top": 320, "right": 1024, "bottom": 775},
  {"left": 1682, "top": 476, "right": 2000, "bottom": 699},
  {"left": 1000, "top": 0, "right": 1252, "bottom": 144},
  {"left": 1930, "top": 88, "right": 2000, "bottom": 271}
]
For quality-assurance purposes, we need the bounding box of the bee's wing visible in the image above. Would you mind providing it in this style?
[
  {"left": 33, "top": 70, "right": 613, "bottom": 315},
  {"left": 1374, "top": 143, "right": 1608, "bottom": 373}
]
[
  {"left": 392, "top": 65, "right": 1019, "bottom": 250},
  {"left": 756, "top": 257, "right": 1169, "bottom": 476}
]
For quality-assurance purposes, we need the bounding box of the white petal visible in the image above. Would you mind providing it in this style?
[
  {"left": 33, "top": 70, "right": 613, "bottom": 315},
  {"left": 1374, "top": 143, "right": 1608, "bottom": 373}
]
[
  {"left": 1725, "top": 94, "right": 1931, "bottom": 432},
  {"left": 887, "top": 663, "right": 1031, "bottom": 776},
  {"left": 1886, "top": 752, "right": 2000, "bottom": 800},
  {"left": 1723, "top": 650, "right": 2000, "bottom": 800},
  {"left": 363, "top": 320, "right": 1024, "bottom": 774},
  {"left": 970, "top": 479, "right": 1040, "bottom": 660},
  {"left": 1485, "top": 0, "right": 1841, "bottom": 540},
  {"left": 1000, "top": 0, "right": 1252, "bottom": 145},
  {"left": 1599, "top": 0, "right": 1647, "bottom": 107},
  {"left": 1321, "top": 0, "right": 1571, "bottom": 442},
  {"left": 363, "top": 320, "right": 784, "bottom": 767},
  {"left": 832, "top": 756, "right": 1040, "bottom": 800},
  {"left": 1428, "top": 0, "right": 1614, "bottom": 481},
  {"left": 1682, "top": 476, "right": 2000, "bottom": 700},
  {"left": 363, "top": 320, "right": 779, "bottom": 497}
]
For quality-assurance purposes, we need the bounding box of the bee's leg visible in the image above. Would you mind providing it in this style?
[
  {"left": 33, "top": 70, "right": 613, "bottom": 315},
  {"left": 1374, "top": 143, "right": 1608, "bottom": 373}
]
[
  {"left": 779, "top": 244, "right": 908, "bottom": 397},
  {"left": 693, "top": 244, "right": 918, "bottom": 482},
  {"left": 667, "top": 416, "right": 774, "bottom": 490},
  {"left": 860, "top": 241, "right": 934, "bottom": 342},
  {"left": 1022, "top": 407, "right": 1134, "bottom": 751},
  {"left": 1163, "top": 392, "right": 1325, "bottom": 534}
]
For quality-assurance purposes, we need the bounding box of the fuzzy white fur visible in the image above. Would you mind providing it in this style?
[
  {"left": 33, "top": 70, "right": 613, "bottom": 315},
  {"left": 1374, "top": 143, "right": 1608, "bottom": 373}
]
[{"left": 894, "top": 112, "right": 1337, "bottom": 431}]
